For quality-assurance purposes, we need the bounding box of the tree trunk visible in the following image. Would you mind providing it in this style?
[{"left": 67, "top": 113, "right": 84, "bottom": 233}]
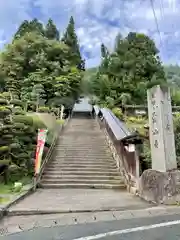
[
  {"left": 60, "top": 105, "right": 64, "bottom": 120},
  {"left": 36, "top": 98, "right": 39, "bottom": 112}
]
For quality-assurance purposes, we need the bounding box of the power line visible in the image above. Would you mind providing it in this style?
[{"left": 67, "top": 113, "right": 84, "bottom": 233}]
[
  {"left": 159, "top": 0, "right": 165, "bottom": 19},
  {"left": 150, "top": 0, "right": 163, "bottom": 46},
  {"left": 124, "top": 0, "right": 145, "bottom": 32}
]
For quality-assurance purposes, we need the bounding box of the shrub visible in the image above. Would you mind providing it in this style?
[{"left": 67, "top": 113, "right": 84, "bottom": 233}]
[
  {"left": 127, "top": 116, "right": 146, "bottom": 125},
  {"left": 0, "top": 99, "right": 8, "bottom": 105},
  {"left": 174, "top": 113, "right": 180, "bottom": 166},
  {"left": 111, "top": 107, "right": 123, "bottom": 119},
  {"left": 31, "top": 115, "right": 46, "bottom": 129},
  {"left": 56, "top": 119, "right": 65, "bottom": 125},
  {"left": 10, "top": 99, "right": 23, "bottom": 107},
  {"left": 0, "top": 146, "right": 9, "bottom": 153},
  {"left": 38, "top": 106, "right": 50, "bottom": 113},
  {"left": 51, "top": 108, "right": 59, "bottom": 115},
  {"left": 13, "top": 115, "right": 33, "bottom": 126},
  {"left": 89, "top": 97, "right": 98, "bottom": 106}
]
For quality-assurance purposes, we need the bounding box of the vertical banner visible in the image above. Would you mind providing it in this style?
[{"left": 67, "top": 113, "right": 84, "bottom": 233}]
[{"left": 35, "top": 129, "right": 48, "bottom": 175}]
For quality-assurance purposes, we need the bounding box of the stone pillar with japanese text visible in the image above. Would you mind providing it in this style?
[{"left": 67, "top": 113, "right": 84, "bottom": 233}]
[{"left": 147, "top": 85, "right": 177, "bottom": 172}]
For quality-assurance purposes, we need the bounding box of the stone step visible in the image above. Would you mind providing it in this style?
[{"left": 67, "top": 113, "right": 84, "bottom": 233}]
[
  {"left": 43, "top": 170, "right": 120, "bottom": 176},
  {"left": 45, "top": 167, "right": 118, "bottom": 172},
  {"left": 48, "top": 163, "right": 117, "bottom": 168},
  {"left": 53, "top": 155, "right": 112, "bottom": 159},
  {"left": 54, "top": 154, "right": 112, "bottom": 158},
  {"left": 54, "top": 153, "right": 112, "bottom": 158},
  {"left": 63, "top": 132, "right": 102, "bottom": 135},
  {"left": 50, "top": 161, "right": 116, "bottom": 165},
  {"left": 55, "top": 147, "right": 109, "bottom": 150},
  {"left": 54, "top": 150, "right": 110, "bottom": 154},
  {"left": 41, "top": 179, "right": 123, "bottom": 185},
  {"left": 54, "top": 148, "right": 110, "bottom": 152},
  {"left": 67, "top": 127, "right": 98, "bottom": 129},
  {"left": 55, "top": 145, "right": 108, "bottom": 149},
  {"left": 57, "top": 138, "right": 105, "bottom": 141},
  {"left": 42, "top": 174, "right": 122, "bottom": 180},
  {"left": 40, "top": 183, "right": 125, "bottom": 189},
  {"left": 59, "top": 134, "right": 104, "bottom": 137},
  {"left": 56, "top": 143, "right": 107, "bottom": 147},
  {"left": 56, "top": 140, "right": 106, "bottom": 144},
  {"left": 55, "top": 146, "right": 108, "bottom": 149},
  {"left": 54, "top": 158, "right": 113, "bottom": 162},
  {"left": 53, "top": 157, "right": 113, "bottom": 161}
]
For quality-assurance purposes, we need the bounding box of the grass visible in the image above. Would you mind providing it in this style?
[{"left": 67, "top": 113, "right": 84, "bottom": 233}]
[
  {"left": 56, "top": 119, "right": 65, "bottom": 125},
  {"left": 125, "top": 116, "right": 148, "bottom": 136},
  {"left": 126, "top": 122, "right": 147, "bottom": 135},
  {"left": 0, "top": 176, "right": 32, "bottom": 195},
  {"left": 0, "top": 176, "right": 32, "bottom": 204},
  {"left": 0, "top": 183, "right": 13, "bottom": 194}
]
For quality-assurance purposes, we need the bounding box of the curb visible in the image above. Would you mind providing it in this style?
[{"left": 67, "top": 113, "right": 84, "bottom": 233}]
[
  {"left": 5, "top": 204, "right": 176, "bottom": 217},
  {"left": 1, "top": 206, "right": 180, "bottom": 237},
  {"left": 6, "top": 206, "right": 180, "bottom": 218},
  {"left": 6, "top": 208, "right": 145, "bottom": 216}
]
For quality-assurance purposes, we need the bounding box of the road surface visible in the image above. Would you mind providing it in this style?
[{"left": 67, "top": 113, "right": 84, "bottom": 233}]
[{"left": 2, "top": 213, "right": 180, "bottom": 239}]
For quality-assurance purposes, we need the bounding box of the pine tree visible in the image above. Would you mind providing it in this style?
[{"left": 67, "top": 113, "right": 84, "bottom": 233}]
[
  {"left": 31, "top": 84, "right": 45, "bottom": 112},
  {"left": 62, "top": 16, "right": 82, "bottom": 69},
  {"left": 14, "top": 19, "right": 44, "bottom": 40},
  {"left": 45, "top": 19, "right": 59, "bottom": 40}
]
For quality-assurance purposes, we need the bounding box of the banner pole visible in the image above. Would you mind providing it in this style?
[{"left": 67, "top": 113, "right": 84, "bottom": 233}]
[{"left": 33, "top": 174, "right": 37, "bottom": 191}]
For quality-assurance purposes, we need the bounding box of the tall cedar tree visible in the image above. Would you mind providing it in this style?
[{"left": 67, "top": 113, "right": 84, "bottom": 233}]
[
  {"left": 62, "top": 16, "right": 84, "bottom": 70},
  {"left": 45, "top": 19, "right": 59, "bottom": 40},
  {"left": 14, "top": 19, "right": 44, "bottom": 39}
]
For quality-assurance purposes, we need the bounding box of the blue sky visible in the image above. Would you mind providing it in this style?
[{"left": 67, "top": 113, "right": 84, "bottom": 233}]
[{"left": 0, "top": 0, "right": 178, "bottom": 68}]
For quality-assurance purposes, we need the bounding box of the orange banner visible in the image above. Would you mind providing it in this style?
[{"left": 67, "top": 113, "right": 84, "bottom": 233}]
[{"left": 35, "top": 129, "right": 48, "bottom": 175}]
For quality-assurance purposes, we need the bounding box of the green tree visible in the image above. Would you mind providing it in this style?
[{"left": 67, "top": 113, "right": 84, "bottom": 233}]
[
  {"left": 54, "top": 67, "right": 82, "bottom": 101},
  {"left": 90, "top": 31, "right": 166, "bottom": 106},
  {"left": 45, "top": 18, "right": 59, "bottom": 40},
  {"left": 62, "top": 16, "right": 82, "bottom": 69},
  {"left": 31, "top": 84, "right": 45, "bottom": 112},
  {"left": 119, "top": 93, "right": 131, "bottom": 115},
  {"left": 0, "top": 31, "right": 71, "bottom": 103},
  {"left": 14, "top": 19, "right": 44, "bottom": 40},
  {"left": 0, "top": 17, "right": 84, "bottom": 184}
]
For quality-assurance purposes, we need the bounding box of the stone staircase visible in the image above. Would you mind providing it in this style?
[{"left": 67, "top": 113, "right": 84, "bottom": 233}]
[{"left": 40, "top": 117, "right": 125, "bottom": 189}]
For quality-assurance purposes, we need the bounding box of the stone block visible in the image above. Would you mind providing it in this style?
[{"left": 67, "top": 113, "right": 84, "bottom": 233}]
[{"left": 138, "top": 169, "right": 180, "bottom": 204}]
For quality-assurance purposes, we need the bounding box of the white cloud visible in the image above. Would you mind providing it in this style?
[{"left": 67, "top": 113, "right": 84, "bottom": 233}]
[
  {"left": 0, "top": 0, "right": 31, "bottom": 39},
  {"left": 0, "top": 0, "right": 179, "bottom": 68}
]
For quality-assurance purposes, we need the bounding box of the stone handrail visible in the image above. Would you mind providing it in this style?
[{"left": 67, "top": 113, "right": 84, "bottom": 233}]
[
  {"left": 93, "top": 105, "right": 141, "bottom": 193},
  {"left": 33, "top": 117, "right": 70, "bottom": 189}
]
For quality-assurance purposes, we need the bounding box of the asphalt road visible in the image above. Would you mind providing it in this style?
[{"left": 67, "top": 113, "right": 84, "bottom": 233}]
[{"left": 2, "top": 213, "right": 180, "bottom": 240}]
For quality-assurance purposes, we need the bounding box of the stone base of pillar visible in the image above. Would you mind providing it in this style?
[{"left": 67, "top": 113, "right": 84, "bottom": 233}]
[{"left": 138, "top": 169, "right": 180, "bottom": 204}]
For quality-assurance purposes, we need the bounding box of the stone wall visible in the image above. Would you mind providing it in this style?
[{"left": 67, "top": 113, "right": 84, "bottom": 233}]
[{"left": 96, "top": 117, "right": 138, "bottom": 195}]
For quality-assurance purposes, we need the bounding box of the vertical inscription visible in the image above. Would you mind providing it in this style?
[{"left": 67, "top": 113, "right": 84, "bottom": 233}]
[
  {"left": 151, "top": 93, "right": 159, "bottom": 148},
  {"left": 148, "top": 85, "right": 177, "bottom": 172}
]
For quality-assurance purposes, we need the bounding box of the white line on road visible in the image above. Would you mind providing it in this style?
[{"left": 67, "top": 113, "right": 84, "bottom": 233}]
[{"left": 72, "top": 219, "right": 180, "bottom": 240}]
